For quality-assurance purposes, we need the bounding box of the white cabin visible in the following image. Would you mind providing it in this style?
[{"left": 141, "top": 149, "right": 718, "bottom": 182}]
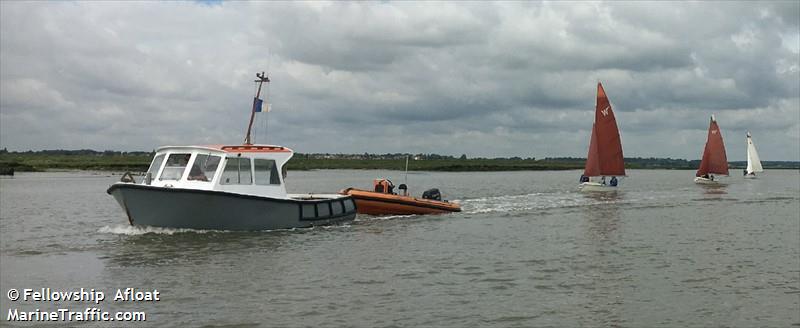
[{"left": 141, "top": 144, "right": 293, "bottom": 199}]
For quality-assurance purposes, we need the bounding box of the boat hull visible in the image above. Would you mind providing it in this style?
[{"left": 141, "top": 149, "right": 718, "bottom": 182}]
[
  {"left": 107, "top": 183, "right": 356, "bottom": 231},
  {"left": 340, "top": 188, "right": 461, "bottom": 215},
  {"left": 579, "top": 182, "right": 618, "bottom": 192},
  {"left": 743, "top": 173, "right": 758, "bottom": 179},
  {"left": 694, "top": 176, "right": 722, "bottom": 185}
]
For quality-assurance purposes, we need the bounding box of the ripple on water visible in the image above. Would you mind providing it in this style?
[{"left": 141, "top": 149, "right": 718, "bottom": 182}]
[
  {"left": 96, "top": 224, "right": 344, "bottom": 236},
  {"left": 355, "top": 214, "right": 416, "bottom": 222},
  {"left": 458, "top": 190, "right": 656, "bottom": 216},
  {"left": 2, "top": 170, "right": 798, "bottom": 327},
  {"left": 99, "top": 225, "right": 230, "bottom": 235}
]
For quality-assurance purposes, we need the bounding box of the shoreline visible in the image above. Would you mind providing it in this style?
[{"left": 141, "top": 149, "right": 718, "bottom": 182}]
[{"left": 2, "top": 153, "right": 798, "bottom": 173}]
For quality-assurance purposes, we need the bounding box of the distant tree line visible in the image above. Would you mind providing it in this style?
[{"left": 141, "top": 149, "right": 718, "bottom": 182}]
[
  {"left": 0, "top": 149, "right": 153, "bottom": 156},
  {"left": 542, "top": 157, "right": 700, "bottom": 169},
  {"left": 295, "top": 152, "right": 463, "bottom": 160},
  {"left": 1, "top": 149, "right": 798, "bottom": 171}
]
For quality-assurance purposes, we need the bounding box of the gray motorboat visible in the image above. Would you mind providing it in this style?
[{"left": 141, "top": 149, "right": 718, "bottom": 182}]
[{"left": 107, "top": 72, "right": 356, "bottom": 230}]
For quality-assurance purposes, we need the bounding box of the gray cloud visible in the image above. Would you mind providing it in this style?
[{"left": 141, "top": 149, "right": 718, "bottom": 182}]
[{"left": 1, "top": 1, "right": 798, "bottom": 160}]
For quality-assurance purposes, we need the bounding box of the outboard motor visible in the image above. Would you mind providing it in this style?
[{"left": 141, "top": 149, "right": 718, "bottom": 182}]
[
  {"left": 398, "top": 184, "right": 408, "bottom": 196},
  {"left": 422, "top": 188, "right": 441, "bottom": 201}
]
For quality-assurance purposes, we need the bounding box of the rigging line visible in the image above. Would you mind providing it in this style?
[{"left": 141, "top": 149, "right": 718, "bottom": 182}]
[
  {"left": 250, "top": 80, "right": 259, "bottom": 144},
  {"left": 253, "top": 117, "right": 258, "bottom": 144},
  {"left": 264, "top": 82, "right": 270, "bottom": 144},
  {"left": 252, "top": 99, "right": 258, "bottom": 143},
  {"left": 264, "top": 51, "right": 272, "bottom": 145}
]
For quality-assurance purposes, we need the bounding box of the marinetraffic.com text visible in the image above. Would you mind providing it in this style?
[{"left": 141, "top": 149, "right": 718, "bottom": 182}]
[{"left": 5, "top": 288, "right": 158, "bottom": 323}]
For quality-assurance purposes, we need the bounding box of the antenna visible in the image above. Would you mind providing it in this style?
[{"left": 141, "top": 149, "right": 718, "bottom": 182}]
[
  {"left": 244, "top": 72, "right": 270, "bottom": 145},
  {"left": 404, "top": 155, "right": 409, "bottom": 186}
]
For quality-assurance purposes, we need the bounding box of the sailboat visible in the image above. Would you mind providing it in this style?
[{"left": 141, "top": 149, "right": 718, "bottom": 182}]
[
  {"left": 579, "top": 82, "right": 625, "bottom": 191},
  {"left": 694, "top": 115, "right": 729, "bottom": 184},
  {"left": 743, "top": 131, "right": 763, "bottom": 178}
]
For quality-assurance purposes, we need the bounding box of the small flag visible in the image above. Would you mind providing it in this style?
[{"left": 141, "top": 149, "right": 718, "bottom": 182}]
[{"left": 254, "top": 97, "right": 264, "bottom": 112}]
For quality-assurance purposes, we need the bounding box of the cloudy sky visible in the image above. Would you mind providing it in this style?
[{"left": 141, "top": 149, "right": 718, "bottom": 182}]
[{"left": 1, "top": 1, "right": 798, "bottom": 160}]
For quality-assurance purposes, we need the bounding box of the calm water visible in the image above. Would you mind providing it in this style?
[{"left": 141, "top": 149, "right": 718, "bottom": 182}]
[{"left": 1, "top": 169, "right": 798, "bottom": 327}]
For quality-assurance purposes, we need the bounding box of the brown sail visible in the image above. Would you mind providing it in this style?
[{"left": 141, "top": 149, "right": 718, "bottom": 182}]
[
  {"left": 583, "top": 82, "right": 625, "bottom": 177},
  {"left": 584, "top": 123, "right": 600, "bottom": 176},
  {"left": 696, "top": 116, "right": 729, "bottom": 176}
]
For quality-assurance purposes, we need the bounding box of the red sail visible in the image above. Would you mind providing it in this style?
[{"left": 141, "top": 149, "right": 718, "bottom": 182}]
[
  {"left": 583, "top": 82, "right": 625, "bottom": 177},
  {"left": 584, "top": 124, "right": 601, "bottom": 176},
  {"left": 696, "top": 117, "right": 729, "bottom": 176}
]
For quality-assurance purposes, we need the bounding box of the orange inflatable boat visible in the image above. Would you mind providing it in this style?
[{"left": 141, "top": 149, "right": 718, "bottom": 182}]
[{"left": 339, "top": 179, "right": 461, "bottom": 215}]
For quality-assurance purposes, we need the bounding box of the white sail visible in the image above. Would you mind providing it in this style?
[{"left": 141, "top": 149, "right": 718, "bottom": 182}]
[{"left": 746, "top": 132, "right": 763, "bottom": 174}]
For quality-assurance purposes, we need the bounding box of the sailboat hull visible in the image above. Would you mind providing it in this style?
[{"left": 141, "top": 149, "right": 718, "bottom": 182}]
[
  {"left": 694, "top": 177, "right": 723, "bottom": 185},
  {"left": 743, "top": 173, "right": 757, "bottom": 179},
  {"left": 579, "top": 182, "right": 617, "bottom": 192}
]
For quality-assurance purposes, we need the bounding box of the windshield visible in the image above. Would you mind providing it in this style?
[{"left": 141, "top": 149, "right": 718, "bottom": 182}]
[
  {"left": 188, "top": 154, "right": 221, "bottom": 182},
  {"left": 145, "top": 154, "right": 165, "bottom": 184},
  {"left": 159, "top": 153, "right": 191, "bottom": 181}
]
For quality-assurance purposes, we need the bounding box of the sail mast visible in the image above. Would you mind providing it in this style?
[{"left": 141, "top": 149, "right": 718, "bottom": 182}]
[
  {"left": 244, "top": 72, "right": 270, "bottom": 145},
  {"left": 746, "top": 132, "right": 753, "bottom": 174}
]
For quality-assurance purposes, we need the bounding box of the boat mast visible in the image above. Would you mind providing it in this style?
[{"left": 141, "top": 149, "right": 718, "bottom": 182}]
[
  {"left": 244, "top": 72, "right": 270, "bottom": 145},
  {"left": 404, "top": 155, "right": 409, "bottom": 185}
]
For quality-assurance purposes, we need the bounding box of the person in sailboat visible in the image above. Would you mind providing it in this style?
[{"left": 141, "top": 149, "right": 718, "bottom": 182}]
[
  {"left": 600, "top": 177, "right": 606, "bottom": 185},
  {"left": 609, "top": 176, "right": 618, "bottom": 187},
  {"left": 579, "top": 174, "right": 589, "bottom": 183}
]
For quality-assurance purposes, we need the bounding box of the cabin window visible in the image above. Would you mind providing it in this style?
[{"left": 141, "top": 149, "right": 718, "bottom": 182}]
[
  {"left": 159, "top": 153, "right": 191, "bottom": 181},
  {"left": 301, "top": 203, "right": 316, "bottom": 219},
  {"left": 331, "top": 201, "right": 344, "bottom": 215},
  {"left": 220, "top": 157, "right": 252, "bottom": 185},
  {"left": 188, "top": 154, "right": 221, "bottom": 182},
  {"left": 343, "top": 199, "right": 356, "bottom": 212},
  {"left": 254, "top": 159, "right": 281, "bottom": 185},
  {"left": 146, "top": 154, "right": 165, "bottom": 184},
  {"left": 317, "top": 203, "right": 331, "bottom": 217}
]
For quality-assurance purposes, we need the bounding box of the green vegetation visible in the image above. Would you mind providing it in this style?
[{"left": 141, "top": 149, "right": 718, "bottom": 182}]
[
  {"left": 286, "top": 157, "right": 580, "bottom": 172},
  {"left": 0, "top": 149, "right": 152, "bottom": 172},
  {"left": 0, "top": 149, "right": 798, "bottom": 173}
]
